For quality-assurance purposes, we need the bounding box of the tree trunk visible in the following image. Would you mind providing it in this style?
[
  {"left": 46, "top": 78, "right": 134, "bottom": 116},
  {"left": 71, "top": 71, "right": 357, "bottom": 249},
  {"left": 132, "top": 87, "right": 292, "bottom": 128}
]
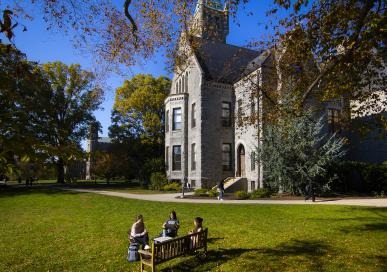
[{"left": 57, "top": 158, "right": 65, "bottom": 183}]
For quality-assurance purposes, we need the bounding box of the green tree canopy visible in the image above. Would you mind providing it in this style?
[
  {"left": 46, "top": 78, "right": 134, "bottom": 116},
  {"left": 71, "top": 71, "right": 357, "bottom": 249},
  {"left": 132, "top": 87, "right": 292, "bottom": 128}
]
[
  {"left": 256, "top": 99, "right": 346, "bottom": 195},
  {"left": 113, "top": 74, "right": 170, "bottom": 144},
  {"left": 36, "top": 62, "right": 103, "bottom": 183}
]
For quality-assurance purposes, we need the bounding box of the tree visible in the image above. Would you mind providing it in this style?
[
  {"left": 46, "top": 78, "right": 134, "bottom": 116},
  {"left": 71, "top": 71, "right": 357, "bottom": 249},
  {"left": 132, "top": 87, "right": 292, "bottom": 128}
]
[
  {"left": 113, "top": 74, "right": 170, "bottom": 145},
  {"left": 0, "top": 43, "right": 47, "bottom": 176},
  {"left": 256, "top": 99, "right": 346, "bottom": 195},
  {"left": 37, "top": 62, "right": 103, "bottom": 183}
]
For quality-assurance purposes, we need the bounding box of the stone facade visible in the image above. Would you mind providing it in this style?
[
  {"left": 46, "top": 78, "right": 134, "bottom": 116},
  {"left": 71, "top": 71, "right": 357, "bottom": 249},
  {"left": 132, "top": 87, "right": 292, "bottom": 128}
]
[{"left": 165, "top": 0, "right": 386, "bottom": 191}]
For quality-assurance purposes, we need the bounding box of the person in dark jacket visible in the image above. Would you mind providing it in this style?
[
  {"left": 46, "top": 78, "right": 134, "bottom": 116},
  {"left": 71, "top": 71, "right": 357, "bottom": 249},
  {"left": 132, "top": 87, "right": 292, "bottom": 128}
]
[
  {"left": 217, "top": 181, "right": 225, "bottom": 201},
  {"left": 161, "top": 210, "right": 180, "bottom": 237}
]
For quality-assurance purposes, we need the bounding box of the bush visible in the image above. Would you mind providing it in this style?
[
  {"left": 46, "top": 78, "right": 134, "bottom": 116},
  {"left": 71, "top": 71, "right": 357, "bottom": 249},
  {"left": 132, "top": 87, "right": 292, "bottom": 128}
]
[
  {"left": 361, "top": 163, "right": 387, "bottom": 193},
  {"left": 139, "top": 157, "right": 164, "bottom": 187},
  {"left": 250, "top": 188, "right": 273, "bottom": 199},
  {"left": 194, "top": 188, "right": 208, "bottom": 197},
  {"left": 149, "top": 172, "right": 168, "bottom": 190},
  {"left": 234, "top": 190, "right": 250, "bottom": 200},
  {"left": 326, "top": 161, "right": 387, "bottom": 194},
  {"left": 208, "top": 188, "right": 219, "bottom": 198},
  {"left": 162, "top": 182, "right": 181, "bottom": 191}
]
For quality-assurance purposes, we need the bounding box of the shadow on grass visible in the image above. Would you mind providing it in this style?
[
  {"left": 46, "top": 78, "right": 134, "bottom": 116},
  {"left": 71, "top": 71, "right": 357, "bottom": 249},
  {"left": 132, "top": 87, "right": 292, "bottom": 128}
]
[
  {"left": 160, "top": 239, "right": 333, "bottom": 272},
  {"left": 0, "top": 186, "right": 84, "bottom": 198},
  {"left": 340, "top": 222, "right": 387, "bottom": 233}
]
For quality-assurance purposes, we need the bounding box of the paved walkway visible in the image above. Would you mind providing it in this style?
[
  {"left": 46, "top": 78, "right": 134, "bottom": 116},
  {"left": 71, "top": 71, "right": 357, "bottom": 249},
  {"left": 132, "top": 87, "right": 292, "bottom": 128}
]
[{"left": 63, "top": 188, "right": 387, "bottom": 207}]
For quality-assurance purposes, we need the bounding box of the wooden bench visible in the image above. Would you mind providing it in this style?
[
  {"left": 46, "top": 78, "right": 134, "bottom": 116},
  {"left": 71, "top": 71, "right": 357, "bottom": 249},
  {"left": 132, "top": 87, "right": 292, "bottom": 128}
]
[{"left": 138, "top": 228, "right": 208, "bottom": 272}]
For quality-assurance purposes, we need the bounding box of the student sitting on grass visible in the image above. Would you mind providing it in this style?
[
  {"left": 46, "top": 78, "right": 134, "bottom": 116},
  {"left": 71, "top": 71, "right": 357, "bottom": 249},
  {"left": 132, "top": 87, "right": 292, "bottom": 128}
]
[
  {"left": 188, "top": 217, "right": 203, "bottom": 234},
  {"left": 129, "top": 214, "right": 150, "bottom": 250},
  {"left": 161, "top": 210, "right": 180, "bottom": 238}
]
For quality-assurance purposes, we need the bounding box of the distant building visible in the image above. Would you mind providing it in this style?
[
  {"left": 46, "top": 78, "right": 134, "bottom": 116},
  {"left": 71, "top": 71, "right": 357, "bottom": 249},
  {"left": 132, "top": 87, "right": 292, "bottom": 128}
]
[{"left": 85, "top": 123, "right": 113, "bottom": 180}]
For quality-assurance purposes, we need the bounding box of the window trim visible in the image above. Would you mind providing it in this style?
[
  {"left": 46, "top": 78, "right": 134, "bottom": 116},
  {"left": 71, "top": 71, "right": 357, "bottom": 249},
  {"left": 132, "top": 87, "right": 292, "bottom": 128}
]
[
  {"left": 172, "top": 145, "right": 181, "bottom": 171},
  {"left": 222, "top": 143, "right": 232, "bottom": 171},
  {"left": 191, "top": 103, "right": 196, "bottom": 128},
  {"left": 221, "top": 101, "right": 232, "bottom": 127},
  {"left": 191, "top": 143, "right": 196, "bottom": 171},
  {"left": 172, "top": 107, "right": 182, "bottom": 131}
]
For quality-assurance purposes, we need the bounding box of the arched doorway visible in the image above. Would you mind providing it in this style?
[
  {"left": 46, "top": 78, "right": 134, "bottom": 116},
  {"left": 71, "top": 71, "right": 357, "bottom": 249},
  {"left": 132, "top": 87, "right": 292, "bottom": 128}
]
[{"left": 237, "top": 144, "right": 246, "bottom": 177}]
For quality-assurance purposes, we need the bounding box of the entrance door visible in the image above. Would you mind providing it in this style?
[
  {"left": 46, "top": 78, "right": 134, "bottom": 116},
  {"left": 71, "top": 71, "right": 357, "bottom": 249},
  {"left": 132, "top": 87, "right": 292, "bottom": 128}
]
[{"left": 237, "top": 144, "right": 246, "bottom": 177}]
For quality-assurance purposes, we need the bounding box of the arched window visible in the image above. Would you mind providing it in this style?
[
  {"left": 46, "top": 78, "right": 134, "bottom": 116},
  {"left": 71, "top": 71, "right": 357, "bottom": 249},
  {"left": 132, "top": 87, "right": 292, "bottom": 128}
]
[
  {"left": 182, "top": 76, "right": 185, "bottom": 93},
  {"left": 185, "top": 72, "right": 189, "bottom": 93},
  {"left": 175, "top": 82, "right": 178, "bottom": 94}
]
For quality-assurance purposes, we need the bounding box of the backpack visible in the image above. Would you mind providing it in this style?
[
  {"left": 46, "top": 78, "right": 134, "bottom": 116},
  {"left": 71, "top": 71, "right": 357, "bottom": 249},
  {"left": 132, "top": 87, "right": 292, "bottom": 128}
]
[{"left": 127, "top": 243, "right": 139, "bottom": 262}]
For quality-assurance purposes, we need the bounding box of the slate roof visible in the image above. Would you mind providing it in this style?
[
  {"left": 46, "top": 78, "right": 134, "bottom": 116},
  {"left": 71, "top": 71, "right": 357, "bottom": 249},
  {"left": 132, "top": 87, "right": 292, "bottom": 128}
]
[{"left": 191, "top": 37, "right": 265, "bottom": 84}]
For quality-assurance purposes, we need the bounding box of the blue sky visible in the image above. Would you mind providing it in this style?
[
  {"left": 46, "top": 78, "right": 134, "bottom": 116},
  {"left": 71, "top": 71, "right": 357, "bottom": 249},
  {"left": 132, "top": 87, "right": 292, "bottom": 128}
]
[{"left": 8, "top": 0, "right": 274, "bottom": 137}]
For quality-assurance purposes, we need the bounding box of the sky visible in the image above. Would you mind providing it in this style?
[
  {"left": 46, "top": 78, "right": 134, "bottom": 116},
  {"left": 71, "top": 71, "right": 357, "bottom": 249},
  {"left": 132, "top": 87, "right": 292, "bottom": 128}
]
[{"left": 7, "top": 0, "right": 275, "bottom": 137}]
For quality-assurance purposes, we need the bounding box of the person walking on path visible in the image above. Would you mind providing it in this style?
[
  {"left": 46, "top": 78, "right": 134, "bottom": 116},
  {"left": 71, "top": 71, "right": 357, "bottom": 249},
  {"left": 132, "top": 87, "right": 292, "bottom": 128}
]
[{"left": 217, "top": 180, "right": 225, "bottom": 201}]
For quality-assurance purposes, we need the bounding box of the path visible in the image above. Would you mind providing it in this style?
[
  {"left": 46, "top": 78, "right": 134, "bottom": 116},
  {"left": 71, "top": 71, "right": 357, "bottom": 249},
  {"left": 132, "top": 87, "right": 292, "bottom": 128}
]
[{"left": 62, "top": 188, "right": 387, "bottom": 207}]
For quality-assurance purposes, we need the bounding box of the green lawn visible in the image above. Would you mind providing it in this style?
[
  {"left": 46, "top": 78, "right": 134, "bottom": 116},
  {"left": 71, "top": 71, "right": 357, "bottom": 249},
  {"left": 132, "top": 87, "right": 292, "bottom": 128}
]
[{"left": 0, "top": 188, "right": 386, "bottom": 272}]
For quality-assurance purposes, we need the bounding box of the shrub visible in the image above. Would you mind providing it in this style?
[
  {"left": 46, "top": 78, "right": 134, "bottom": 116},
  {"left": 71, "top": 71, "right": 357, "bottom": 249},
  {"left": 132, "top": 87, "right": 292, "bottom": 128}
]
[
  {"left": 149, "top": 172, "right": 168, "bottom": 190},
  {"left": 361, "top": 163, "right": 387, "bottom": 193},
  {"left": 250, "top": 188, "right": 273, "bottom": 199},
  {"left": 194, "top": 188, "right": 208, "bottom": 197},
  {"left": 139, "top": 157, "right": 164, "bottom": 187},
  {"left": 208, "top": 188, "right": 219, "bottom": 198},
  {"left": 162, "top": 182, "right": 181, "bottom": 192},
  {"left": 234, "top": 190, "right": 250, "bottom": 200}
]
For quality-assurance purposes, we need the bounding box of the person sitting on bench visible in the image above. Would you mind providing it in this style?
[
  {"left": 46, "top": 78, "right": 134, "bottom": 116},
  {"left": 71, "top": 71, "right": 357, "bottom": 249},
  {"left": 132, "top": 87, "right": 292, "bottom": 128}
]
[
  {"left": 161, "top": 210, "right": 180, "bottom": 238},
  {"left": 129, "top": 214, "right": 150, "bottom": 250},
  {"left": 189, "top": 217, "right": 203, "bottom": 234}
]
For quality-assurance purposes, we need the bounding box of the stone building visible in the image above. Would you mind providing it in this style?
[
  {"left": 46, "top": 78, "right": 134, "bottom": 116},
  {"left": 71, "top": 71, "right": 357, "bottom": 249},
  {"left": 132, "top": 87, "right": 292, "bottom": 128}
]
[
  {"left": 165, "top": 0, "right": 386, "bottom": 191},
  {"left": 85, "top": 123, "right": 113, "bottom": 180}
]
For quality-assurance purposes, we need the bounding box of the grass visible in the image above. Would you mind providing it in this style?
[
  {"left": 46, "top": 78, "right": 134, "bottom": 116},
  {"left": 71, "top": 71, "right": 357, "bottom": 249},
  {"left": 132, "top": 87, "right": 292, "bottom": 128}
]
[{"left": 0, "top": 187, "right": 386, "bottom": 272}]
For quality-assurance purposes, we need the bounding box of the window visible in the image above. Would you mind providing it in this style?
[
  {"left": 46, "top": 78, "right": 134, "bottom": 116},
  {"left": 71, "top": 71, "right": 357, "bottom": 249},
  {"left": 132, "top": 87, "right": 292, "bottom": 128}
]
[
  {"left": 251, "top": 151, "right": 256, "bottom": 171},
  {"left": 179, "top": 79, "right": 182, "bottom": 93},
  {"left": 173, "top": 108, "right": 182, "bottom": 130},
  {"left": 190, "top": 180, "right": 196, "bottom": 188},
  {"left": 328, "top": 108, "right": 341, "bottom": 133},
  {"left": 191, "top": 103, "right": 196, "bottom": 128},
  {"left": 222, "top": 144, "right": 232, "bottom": 171},
  {"left": 175, "top": 82, "right": 178, "bottom": 94},
  {"left": 191, "top": 143, "right": 196, "bottom": 171},
  {"left": 172, "top": 145, "right": 181, "bottom": 171},
  {"left": 182, "top": 76, "right": 185, "bottom": 93},
  {"left": 166, "top": 146, "right": 169, "bottom": 170},
  {"left": 185, "top": 72, "right": 189, "bottom": 93},
  {"left": 221, "top": 102, "right": 231, "bottom": 127},
  {"left": 165, "top": 110, "right": 169, "bottom": 132},
  {"left": 237, "top": 99, "right": 243, "bottom": 126},
  {"left": 251, "top": 100, "right": 255, "bottom": 120}
]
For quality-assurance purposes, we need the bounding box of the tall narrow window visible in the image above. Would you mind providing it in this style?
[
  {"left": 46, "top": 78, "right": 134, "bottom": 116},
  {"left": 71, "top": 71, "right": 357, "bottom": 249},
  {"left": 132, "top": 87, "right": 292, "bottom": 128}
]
[
  {"left": 251, "top": 99, "right": 255, "bottom": 121},
  {"left": 166, "top": 146, "right": 169, "bottom": 170},
  {"left": 179, "top": 79, "right": 182, "bottom": 94},
  {"left": 191, "top": 103, "right": 196, "bottom": 128},
  {"left": 165, "top": 110, "right": 169, "bottom": 132},
  {"left": 191, "top": 143, "right": 196, "bottom": 170},
  {"left": 172, "top": 145, "right": 181, "bottom": 171},
  {"left": 185, "top": 72, "right": 189, "bottom": 93},
  {"left": 173, "top": 108, "right": 182, "bottom": 130},
  {"left": 237, "top": 99, "right": 243, "bottom": 126},
  {"left": 327, "top": 108, "right": 341, "bottom": 133},
  {"left": 175, "top": 82, "right": 178, "bottom": 94},
  {"left": 222, "top": 144, "right": 232, "bottom": 171},
  {"left": 251, "top": 151, "right": 256, "bottom": 171},
  {"left": 221, "top": 102, "right": 231, "bottom": 127},
  {"left": 182, "top": 76, "right": 185, "bottom": 93}
]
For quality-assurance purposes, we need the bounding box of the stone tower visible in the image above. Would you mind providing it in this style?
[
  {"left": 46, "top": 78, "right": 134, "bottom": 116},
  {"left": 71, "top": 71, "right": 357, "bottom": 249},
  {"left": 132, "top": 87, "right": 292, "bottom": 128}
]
[
  {"left": 86, "top": 122, "right": 98, "bottom": 180},
  {"left": 191, "top": 0, "right": 229, "bottom": 43}
]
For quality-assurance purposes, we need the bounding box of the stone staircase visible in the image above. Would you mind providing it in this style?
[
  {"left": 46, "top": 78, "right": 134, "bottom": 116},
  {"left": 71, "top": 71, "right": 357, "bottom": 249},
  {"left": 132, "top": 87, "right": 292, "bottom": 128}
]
[{"left": 212, "top": 177, "right": 248, "bottom": 193}]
